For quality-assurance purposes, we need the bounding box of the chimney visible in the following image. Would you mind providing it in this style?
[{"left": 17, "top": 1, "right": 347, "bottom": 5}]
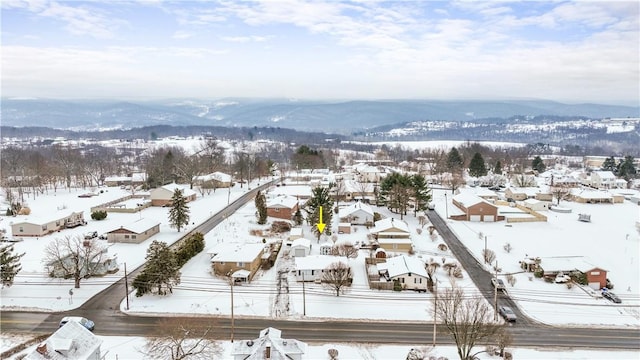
[{"left": 265, "top": 341, "right": 271, "bottom": 359}]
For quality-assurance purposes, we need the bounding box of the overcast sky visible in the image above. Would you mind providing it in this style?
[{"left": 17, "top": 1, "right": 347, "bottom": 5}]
[{"left": 1, "top": 1, "right": 638, "bottom": 105}]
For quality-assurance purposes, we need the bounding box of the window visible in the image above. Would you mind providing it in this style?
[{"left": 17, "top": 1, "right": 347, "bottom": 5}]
[
  {"left": 42, "top": 225, "right": 47, "bottom": 231},
  {"left": 237, "top": 262, "right": 244, "bottom": 267},
  {"left": 19, "top": 227, "right": 24, "bottom": 233},
  {"left": 131, "top": 235, "right": 137, "bottom": 239},
  {"left": 124, "top": 235, "right": 130, "bottom": 239}
]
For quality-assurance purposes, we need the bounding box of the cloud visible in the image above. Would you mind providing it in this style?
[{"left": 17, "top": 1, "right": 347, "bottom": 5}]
[
  {"left": 220, "top": 35, "right": 269, "bottom": 43},
  {"left": 172, "top": 30, "right": 194, "bottom": 40}
]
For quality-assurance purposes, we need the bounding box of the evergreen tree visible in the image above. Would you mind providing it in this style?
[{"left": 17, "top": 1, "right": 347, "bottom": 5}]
[
  {"left": 293, "top": 208, "right": 304, "bottom": 226},
  {"left": 494, "top": 160, "right": 503, "bottom": 175},
  {"left": 468, "top": 152, "right": 488, "bottom": 177},
  {"left": 168, "top": 189, "right": 190, "bottom": 232},
  {"left": 134, "top": 240, "right": 181, "bottom": 296},
  {"left": 617, "top": 155, "right": 637, "bottom": 182},
  {"left": 379, "top": 173, "right": 413, "bottom": 219},
  {"left": 305, "top": 186, "right": 334, "bottom": 240},
  {"left": 602, "top": 156, "right": 617, "bottom": 172},
  {"left": 411, "top": 174, "right": 432, "bottom": 216},
  {"left": 446, "top": 147, "right": 464, "bottom": 171},
  {"left": 0, "top": 244, "right": 25, "bottom": 288},
  {"left": 531, "top": 156, "right": 546, "bottom": 173},
  {"left": 255, "top": 190, "right": 267, "bottom": 225}
]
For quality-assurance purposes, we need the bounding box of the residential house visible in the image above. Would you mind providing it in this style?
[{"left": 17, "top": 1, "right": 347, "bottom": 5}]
[
  {"left": 381, "top": 255, "right": 429, "bottom": 291},
  {"left": 105, "top": 218, "right": 160, "bottom": 244},
  {"left": 45, "top": 247, "right": 118, "bottom": 279},
  {"left": 294, "top": 255, "right": 350, "bottom": 282},
  {"left": 290, "top": 238, "right": 312, "bottom": 257},
  {"left": 521, "top": 199, "right": 550, "bottom": 212},
  {"left": 536, "top": 256, "right": 609, "bottom": 289},
  {"left": 149, "top": 183, "right": 197, "bottom": 207},
  {"left": 338, "top": 201, "right": 375, "bottom": 226},
  {"left": 209, "top": 243, "right": 265, "bottom": 282},
  {"left": 25, "top": 320, "right": 102, "bottom": 360},
  {"left": 193, "top": 171, "right": 233, "bottom": 188},
  {"left": 342, "top": 179, "right": 376, "bottom": 203},
  {"left": 231, "top": 327, "right": 307, "bottom": 360},
  {"left": 11, "top": 211, "right": 86, "bottom": 237},
  {"left": 591, "top": 171, "right": 617, "bottom": 189},
  {"left": 266, "top": 195, "right": 299, "bottom": 220},
  {"left": 369, "top": 218, "right": 413, "bottom": 252},
  {"left": 450, "top": 193, "right": 502, "bottom": 222},
  {"left": 571, "top": 189, "right": 623, "bottom": 204},
  {"left": 103, "top": 172, "right": 146, "bottom": 187},
  {"left": 505, "top": 187, "right": 551, "bottom": 202}
]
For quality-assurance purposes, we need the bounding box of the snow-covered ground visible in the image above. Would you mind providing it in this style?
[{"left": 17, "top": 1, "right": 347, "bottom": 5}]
[{"left": 1, "top": 168, "right": 639, "bottom": 356}]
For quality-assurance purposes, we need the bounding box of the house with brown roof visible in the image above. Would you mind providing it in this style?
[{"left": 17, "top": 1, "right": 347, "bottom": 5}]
[
  {"left": 451, "top": 193, "right": 503, "bottom": 222},
  {"left": 266, "top": 195, "right": 299, "bottom": 220},
  {"left": 105, "top": 218, "right": 160, "bottom": 244},
  {"left": 149, "top": 183, "right": 197, "bottom": 207},
  {"left": 209, "top": 243, "right": 266, "bottom": 282}
]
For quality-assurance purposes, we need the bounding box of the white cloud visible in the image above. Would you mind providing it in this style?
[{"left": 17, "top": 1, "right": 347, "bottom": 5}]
[{"left": 172, "top": 30, "right": 194, "bottom": 40}]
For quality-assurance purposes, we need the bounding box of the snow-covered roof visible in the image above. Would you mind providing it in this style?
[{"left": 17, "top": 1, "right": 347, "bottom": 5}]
[
  {"left": 539, "top": 256, "right": 605, "bottom": 273},
  {"left": 506, "top": 187, "right": 542, "bottom": 196},
  {"left": 385, "top": 255, "right": 428, "bottom": 278},
  {"left": 294, "top": 255, "right": 348, "bottom": 270},
  {"left": 161, "top": 183, "right": 196, "bottom": 197},
  {"left": 290, "top": 227, "right": 303, "bottom": 236},
  {"left": 370, "top": 217, "right": 409, "bottom": 234},
  {"left": 593, "top": 171, "right": 616, "bottom": 179},
  {"left": 231, "top": 327, "right": 307, "bottom": 360},
  {"left": 111, "top": 218, "right": 160, "bottom": 234},
  {"left": 378, "top": 237, "right": 413, "bottom": 245},
  {"left": 210, "top": 243, "right": 265, "bottom": 263},
  {"left": 266, "top": 195, "right": 299, "bottom": 209},
  {"left": 571, "top": 189, "right": 614, "bottom": 199},
  {"left": 12, "top": 210, "right": 83, "bottom": 226},
  {"left": 25, "top": 320, "right": 102, "bottom": 360},
  {"left": 339, "top": 201, "right": 374, "bottom": 218},
  {"left": 452, "top": 193, "right": 485, "bottom": 207},
  {"left": 291, "top": 238, "right": 311, "bottom": 249},
  {"left": 194, "top": 171, "right": 232, "bottom": 182}
]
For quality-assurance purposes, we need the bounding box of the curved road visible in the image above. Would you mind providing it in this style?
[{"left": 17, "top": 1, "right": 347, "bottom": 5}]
[{"left": 2, "top": 185, "right": 639, "bottom": 352}]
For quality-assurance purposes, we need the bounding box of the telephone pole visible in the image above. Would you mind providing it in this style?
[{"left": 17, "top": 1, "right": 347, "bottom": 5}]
[
  {"left": 124, "top": 262, "right": 129, "bottom": 311},
  {"left": 432, "top": 279, "right": 437, "bottom": 346},
  {"left": 302, "top": 272, "right": 306, "bottom": 316}
]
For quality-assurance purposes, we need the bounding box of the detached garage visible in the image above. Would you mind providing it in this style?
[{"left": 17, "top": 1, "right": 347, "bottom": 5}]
[{"left": 451, "top": 193, "right": 502, "bottom": 222}]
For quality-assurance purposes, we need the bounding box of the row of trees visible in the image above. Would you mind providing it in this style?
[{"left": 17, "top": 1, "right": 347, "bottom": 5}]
[
  {"left": 378, "top": 173, "right": 431, "bottom": 219},
  {"left": 601, "top": 155, "right": 638, "bottom": 182}
]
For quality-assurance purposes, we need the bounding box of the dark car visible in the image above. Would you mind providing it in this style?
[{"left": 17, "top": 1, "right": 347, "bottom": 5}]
[
  {"left": 498, "top": 306, "right": 517, "bottom": 322},
  {"left": 602, "top": 290, "right": 622, "bottom": 303},
  {"left": 491, "top": 277, "right": 506, "bottom": 290}
]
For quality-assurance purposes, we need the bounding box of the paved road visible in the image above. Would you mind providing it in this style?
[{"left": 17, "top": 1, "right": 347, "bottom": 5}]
[
  {"left": 2, "top": 184, "right": 639, "bottom": 351},
  {"left": 425, "top": 208, "right": 534, "bottom": 325}
]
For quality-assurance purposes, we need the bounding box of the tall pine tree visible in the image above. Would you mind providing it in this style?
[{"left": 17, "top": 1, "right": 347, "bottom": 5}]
[
  {"left": 468, "top": 152, "right": 488, "bottom": 177},
  {"left": 531, "top": 156, "right": 546, "bottom": 173},
  {"left": 1, "top": 244, "right": 24, "bottom": 288},
  {"left": 255, "top": 190, "right": 267, "bottom": 225},
  {"left": 133, "top": 240, "right": 181, "bottom": 296},
  {"left": 169, "top": 188, "right": 190, "bottom": 232},
  {"left": 601, "top": 156, "right": 617, "bottom": 172},
  {"left": 305, "top": 186, "right": 334, "bottom": 240}
]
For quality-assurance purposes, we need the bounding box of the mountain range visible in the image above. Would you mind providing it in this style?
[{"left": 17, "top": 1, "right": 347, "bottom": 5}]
[{"left": 1, "top": 98, "right": 638, "bottom": 134}]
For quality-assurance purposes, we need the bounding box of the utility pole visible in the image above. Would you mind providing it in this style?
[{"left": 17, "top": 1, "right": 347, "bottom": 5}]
[
  {"left": 124, "top": 263, "right": 129, "bottom": 311},
  {"left": 229, "top": 273, "right": 235, "bottom": 343},
  {"left": 302, "top": 272, "right": 306, "bottom": 316},
  {"left": 494, "top": 261, "right": 499, "bottom": 321},
  {"left": 484, "top": 236, "right": 488, "bottom": 264},
  {"left": 444, "top": 193, "right": 449, "bottom": 219},
  {"left": 432, "top": 278, "right": 437, "bottom": 347}
]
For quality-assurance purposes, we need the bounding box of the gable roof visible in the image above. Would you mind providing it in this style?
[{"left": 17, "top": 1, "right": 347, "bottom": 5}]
[
  {"left": 266, "top": 195, "right": 299, "bottom": 209},
  {"left": 25, "top": 320, "right": 102, "bottom": 360},
  {"left": 370, "top": 217, "right": 410, "bottom": 234},
  {"left": 109, "top": 218, "right": 160, "bottom": 234},
  {"left": 294, "top": 255, "right": 349, "bottom": 270},
  {"left": 385, "top": 255, "right": 428, "bottom": 278},
  {"left": 210, "top": 243, "right": 265, "bottom": 263},
  {"left": 231, "top": 327, "right": 307, "bottom": 360},
  {"left": 339, "top": 201, "right": 374, "bottom": 218},
  {"left": 160, "top": 183, "right": 197, "bottom": 197}
]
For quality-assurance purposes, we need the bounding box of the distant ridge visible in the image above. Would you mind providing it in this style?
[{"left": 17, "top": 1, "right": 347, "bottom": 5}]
[{"left": 1, "top": 98, "right": 638, "bottom": 133}]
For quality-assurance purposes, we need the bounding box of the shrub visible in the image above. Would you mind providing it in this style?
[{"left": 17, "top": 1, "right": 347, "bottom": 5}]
[
  {"left": 534, "top": 268, "right": 544, "bottom": 278},
  {"left": 503, "top": 242, "right": 512, "bottom": 253},
  {"left": 373, "top": 212, "right": 382, "bottom": 222},
  {"left": 393, "top": 279, "right": 402, "bottom": 291},
  {"left": 271, "top": 221, "right": 291, "bottom": 233},
  {"left": 18, "top": 207, "right": 31, "bottom": 215},
  {"left": 437, "top": 243, "right": 448, "bottom": 251},
  {"left": 91, "top": 210, "right": 108, "bottom": 220}
]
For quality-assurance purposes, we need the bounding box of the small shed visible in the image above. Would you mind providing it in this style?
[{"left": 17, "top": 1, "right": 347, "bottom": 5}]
[
  {"left": 290, "top": 238, "right": 312, "bottom": 257},
  {"left": 338, "top": 222, "right": 351, "bottom": 234},
  {"left": 289, "top": 227, "right": 304, "bottom": 241}
]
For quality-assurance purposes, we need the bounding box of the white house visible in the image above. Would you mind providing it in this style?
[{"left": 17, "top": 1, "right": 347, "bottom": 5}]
[
  {"left": 384, "top": 255, "right": 429, "bottom": 292},
  {"left": 294, "top": 255, "right": 349, "bottom": 282},
  {"left": 338, "top": 201, "right": 375, "bottom": 225},
  {"left": 231, "top": 327, "right": 307, "bottom": 360},
  {"left": 149, "top": 183, "right": 197, "bottom": 206},
  {"left": 290, "top": 238, "right": 312, "bottom": 257},
  {"left": 26, "top": 320, "right": 102, "bottom": 360},
  {"left": 591, "top": 171, "right": 617, "bottom": 189}
]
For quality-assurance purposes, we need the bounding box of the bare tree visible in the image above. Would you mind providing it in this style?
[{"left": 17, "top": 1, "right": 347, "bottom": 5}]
[
  {"left": 511, "top": 173, "right": 536, "bottom": 187},
  {"left": 551, "top": 184, "right": 571, "bottom": 205},
  {"left": 140, "top": 317, "right": 222, "bottom": 360},
  {"left": 435, "top": 286, "right": 502, "bottom": 360},
  {"left": 332, "top": 243, "right": 358, "bottom": 258},
  {"left": 43, "top": 235, "right": 108, "bottom": 288},
  {"left": 321, "top": 261, "right": 352, "bottom": 296},
  {"left": 482, "top": 249, "right": 496, "bottom": 264}
]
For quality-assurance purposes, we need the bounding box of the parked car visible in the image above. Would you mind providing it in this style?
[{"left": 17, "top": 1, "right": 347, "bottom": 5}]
[
  {"left": 491, "top": 277, "right": 506, "bottom": 290},
  {"left": 84, "top": 231, "right": 98, "bottom": 239},
  {"left": 59, "top": 316, "right": 95, "bottom": 331},
  {"left": 602, "top": 290, "right": 622, "bottom": 303},
  {"left": 555, "top": 273, "right": 571, "bottom": 283},
  {"left": 98, "top": 233, "right": 108, "bottom": 240},
  {"left": 498, "top": 306, "right": 517, "bottom": 322}
]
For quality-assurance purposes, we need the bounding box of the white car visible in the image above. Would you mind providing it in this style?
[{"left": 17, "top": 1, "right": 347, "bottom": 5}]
[
  {"left": 555, "top": 274, "right": 571, "bottom": 283},
  {"left": 59, "top": 316, "right": 95, "bottom": 331}
]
